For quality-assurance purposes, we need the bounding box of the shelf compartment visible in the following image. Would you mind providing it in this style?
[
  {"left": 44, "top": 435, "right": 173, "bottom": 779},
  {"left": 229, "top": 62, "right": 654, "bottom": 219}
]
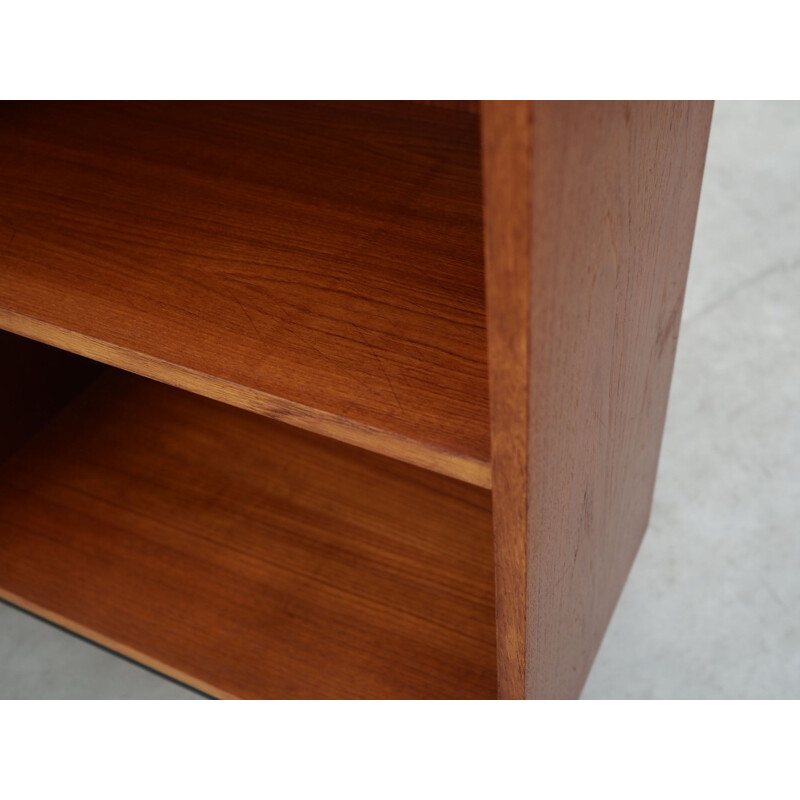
[
  {"left": 0, "top": 370, "right": 496, "bottom": 699},
  {"left": 0, "top": 101, "right": 489, "bottom": 487}
]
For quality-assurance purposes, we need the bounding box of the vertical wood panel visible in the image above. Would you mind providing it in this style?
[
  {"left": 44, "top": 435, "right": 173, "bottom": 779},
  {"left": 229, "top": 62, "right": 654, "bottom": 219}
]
[
  {"left": 481, "top": 102, "right": 532, "bottom": 699},
  {"left": 483, "top": 101, "right": 713, "bottom": 698}
]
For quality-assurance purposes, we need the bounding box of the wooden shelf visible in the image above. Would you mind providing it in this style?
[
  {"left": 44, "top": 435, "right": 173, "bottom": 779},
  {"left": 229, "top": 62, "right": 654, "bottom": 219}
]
[
  {"left": 0, "top": 101, "right": 489, "bottom": 487},
  {"left": 0, "top": 101, "right": 713, "bottom": 701},
  {"left": 0, "top": 370, "right": 496, "bottom": 699}
]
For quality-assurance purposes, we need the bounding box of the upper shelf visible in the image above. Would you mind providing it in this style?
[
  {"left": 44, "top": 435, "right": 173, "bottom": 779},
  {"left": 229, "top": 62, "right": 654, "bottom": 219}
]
[{"left": 0, "top": 102, "right": 489, "bottom": 486}]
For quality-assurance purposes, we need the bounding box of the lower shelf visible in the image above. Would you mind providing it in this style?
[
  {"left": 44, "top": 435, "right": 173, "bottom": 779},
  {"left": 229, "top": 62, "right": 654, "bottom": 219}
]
[{"left": 0, "top": 371, "right": 496, "bottom": 699}]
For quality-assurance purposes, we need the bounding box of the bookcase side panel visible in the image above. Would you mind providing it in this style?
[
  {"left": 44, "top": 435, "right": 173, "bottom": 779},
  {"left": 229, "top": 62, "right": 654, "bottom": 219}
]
[{"left": 482, "top": 100, "right": 713, "bottom": 698}]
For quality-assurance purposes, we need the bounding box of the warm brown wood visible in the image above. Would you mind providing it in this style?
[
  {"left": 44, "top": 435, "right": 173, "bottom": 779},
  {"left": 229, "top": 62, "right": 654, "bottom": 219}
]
[
  {"left": 0, "top": 101, "right": 715, "bottom": 700},
  {"left": 482, "top": 101, "right": 713, "bottom": 699},
  {"left": 0, "top": 330, "right": 102, "bottom": 462},
  {"left": 481, "top": 103, "right": 531, "bottom": 700},
  {"left": 415, "top": 101, "right": 480, "bottom": 114},
  {"left": 0, "top": 101, "right": 489, "bottom": 488},
  {"left": 0, "top": 370, "right": 496, "bottom": 699}
]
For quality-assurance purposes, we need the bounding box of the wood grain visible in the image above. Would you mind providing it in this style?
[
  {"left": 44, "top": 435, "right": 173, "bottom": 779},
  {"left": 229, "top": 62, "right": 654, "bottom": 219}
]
[
  {"left": 482, "top": 101, "right": 713, "bottom": 699},
  {"left": 414, "top": 101, "right": 480, "bottom": 114},
  {"left": 0, "top": 330, "right": 102, "bottom": 463},
  {"left": 0, "top": 370, "right": 496, "bottom": 699},
  {"left": 481, "top": 103, "right": 531, "bottom": 700},
  {"left": 0, "top": 101, "right": 489, "bottom": 487}
]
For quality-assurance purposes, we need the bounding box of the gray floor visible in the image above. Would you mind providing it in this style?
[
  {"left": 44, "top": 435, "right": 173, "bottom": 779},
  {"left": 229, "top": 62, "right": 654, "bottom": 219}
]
[
  {"left": 1, "top": 102, "right": 797, "bottom": 699},
  {"left": 582, "top": 101, "right": 800, "bottom": 698}
]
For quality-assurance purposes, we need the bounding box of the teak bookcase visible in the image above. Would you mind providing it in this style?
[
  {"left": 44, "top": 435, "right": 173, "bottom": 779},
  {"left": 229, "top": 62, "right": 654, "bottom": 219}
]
[{"left": 0, "top": 101, "right": 713, "bottom": 699}]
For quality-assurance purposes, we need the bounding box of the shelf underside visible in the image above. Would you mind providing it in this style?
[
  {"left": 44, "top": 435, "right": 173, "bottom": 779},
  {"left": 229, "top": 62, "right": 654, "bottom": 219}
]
[
  {"left": 0, "top": 101, "right": 489, "bottom": 486},
  {"left": 0, "top": 371, "right": 496, "bottom": 699}
]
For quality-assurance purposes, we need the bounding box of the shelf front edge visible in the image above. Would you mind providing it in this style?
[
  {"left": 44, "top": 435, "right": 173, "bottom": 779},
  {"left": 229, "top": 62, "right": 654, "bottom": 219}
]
[{"left": 0, "top": 309, "right": 492, "bottom": 489}]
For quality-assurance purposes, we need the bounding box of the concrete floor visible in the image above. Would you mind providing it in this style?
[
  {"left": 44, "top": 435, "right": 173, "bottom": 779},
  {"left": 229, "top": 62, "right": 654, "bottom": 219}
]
[
  {"left": 0, "top": 101, "right": 797, "bottom": 699},
  {"left": 582, "top": 101, "right": 800, "bottom": 698}
]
